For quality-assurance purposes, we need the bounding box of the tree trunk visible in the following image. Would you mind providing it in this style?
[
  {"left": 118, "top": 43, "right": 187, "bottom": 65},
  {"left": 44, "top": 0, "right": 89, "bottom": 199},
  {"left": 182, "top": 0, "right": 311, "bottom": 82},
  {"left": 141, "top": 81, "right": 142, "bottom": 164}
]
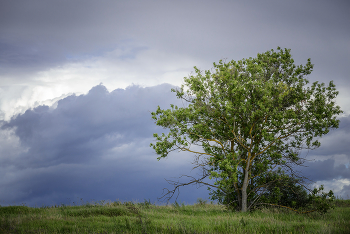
[
  {"left": 241, "top": 168, "right": 249, "bottom": 212},
  {"left": 241, "top": 153, "right": 251, "bottom": 212}
]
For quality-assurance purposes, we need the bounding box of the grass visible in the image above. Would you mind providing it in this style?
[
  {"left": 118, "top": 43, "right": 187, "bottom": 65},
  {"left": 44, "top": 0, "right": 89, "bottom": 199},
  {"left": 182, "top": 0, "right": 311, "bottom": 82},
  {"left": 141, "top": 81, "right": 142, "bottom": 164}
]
[{"left": 0, "top": 198, "right": 349, "bottom": 233}]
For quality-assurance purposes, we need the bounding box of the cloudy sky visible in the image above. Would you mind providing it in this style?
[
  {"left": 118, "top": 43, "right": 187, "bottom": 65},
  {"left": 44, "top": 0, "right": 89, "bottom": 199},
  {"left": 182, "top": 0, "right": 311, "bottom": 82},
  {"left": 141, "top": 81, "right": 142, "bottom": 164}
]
[{"left": 0, "top": 0, "right": 349, "bottom": 207}]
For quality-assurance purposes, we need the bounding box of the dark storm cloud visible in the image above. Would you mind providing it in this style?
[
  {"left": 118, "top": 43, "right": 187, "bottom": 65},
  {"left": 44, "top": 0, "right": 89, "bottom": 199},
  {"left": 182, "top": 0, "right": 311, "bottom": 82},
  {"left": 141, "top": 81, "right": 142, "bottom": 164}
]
[
  {"left": 309, "top": 115, "right": 350, "bottom": 157},
  {"left": 302, "top": 159, "right": 350, "bottom": 182},
  {"left": 0, "top": 83, "right": 212, "bottom": 206},
  {"left": 1, "top": 83, "right": 176, "bottom": 167}
]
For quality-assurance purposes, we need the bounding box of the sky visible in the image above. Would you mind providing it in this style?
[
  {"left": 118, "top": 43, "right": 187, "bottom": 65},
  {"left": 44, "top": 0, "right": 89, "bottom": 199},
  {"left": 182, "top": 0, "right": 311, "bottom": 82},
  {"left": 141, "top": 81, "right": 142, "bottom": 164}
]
[{"left": 0, "top": 0, "right": 349, "bottom": 207}]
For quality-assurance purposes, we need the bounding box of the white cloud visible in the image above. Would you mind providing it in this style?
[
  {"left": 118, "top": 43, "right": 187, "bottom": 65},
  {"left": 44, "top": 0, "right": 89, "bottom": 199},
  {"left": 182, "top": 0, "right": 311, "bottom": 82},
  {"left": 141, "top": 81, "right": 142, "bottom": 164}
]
[
  {"left": 312, "top": 178, "right": 350, "bottom": 198},
  {"left": 0, "top": 45, "right": 206, "bottom": 121}
]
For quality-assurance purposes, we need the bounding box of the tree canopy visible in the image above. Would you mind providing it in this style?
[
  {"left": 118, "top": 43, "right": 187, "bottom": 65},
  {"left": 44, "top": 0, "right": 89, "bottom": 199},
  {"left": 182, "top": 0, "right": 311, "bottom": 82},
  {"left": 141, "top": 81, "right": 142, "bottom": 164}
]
[{"left": 150, "top": 47, "right": 343, "bottom": 213}]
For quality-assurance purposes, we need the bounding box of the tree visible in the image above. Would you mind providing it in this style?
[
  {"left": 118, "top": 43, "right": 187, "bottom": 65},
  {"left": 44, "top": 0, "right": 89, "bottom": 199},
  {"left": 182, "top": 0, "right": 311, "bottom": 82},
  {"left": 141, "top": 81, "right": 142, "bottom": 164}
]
[{"left": 150, "top": 47, "right": 343, "bottom": 212}]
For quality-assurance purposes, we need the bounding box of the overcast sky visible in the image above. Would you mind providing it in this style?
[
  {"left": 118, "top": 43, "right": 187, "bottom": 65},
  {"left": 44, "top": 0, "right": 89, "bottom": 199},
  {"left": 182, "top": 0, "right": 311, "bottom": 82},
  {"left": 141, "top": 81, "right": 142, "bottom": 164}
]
[{"left": 0, "top": 0, "right": 349, "bottom": 207}]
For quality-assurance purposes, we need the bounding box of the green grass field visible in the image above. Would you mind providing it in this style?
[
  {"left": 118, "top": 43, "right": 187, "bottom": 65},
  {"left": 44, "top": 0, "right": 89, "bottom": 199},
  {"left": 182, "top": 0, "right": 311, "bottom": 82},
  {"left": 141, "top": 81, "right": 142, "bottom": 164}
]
[{"left": 1, "top": 199, "right": 349, "bottom": 234}]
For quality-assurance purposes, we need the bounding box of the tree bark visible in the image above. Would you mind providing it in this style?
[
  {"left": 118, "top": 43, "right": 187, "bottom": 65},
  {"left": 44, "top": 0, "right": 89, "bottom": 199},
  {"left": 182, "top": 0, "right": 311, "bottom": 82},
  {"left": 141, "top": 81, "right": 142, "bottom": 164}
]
[
  {"left": 241, "top": 153, "right": 251, "bottom": 212},
  {"left": 241, "top": 169, "right": 249, "bottom": 212}
]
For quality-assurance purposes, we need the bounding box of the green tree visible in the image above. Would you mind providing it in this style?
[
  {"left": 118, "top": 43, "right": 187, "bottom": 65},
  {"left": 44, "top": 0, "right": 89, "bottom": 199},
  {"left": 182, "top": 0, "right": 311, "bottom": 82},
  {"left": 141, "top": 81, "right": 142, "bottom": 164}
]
[{"left": 150, "top": 47, "right": 342, "bottom": 212}]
